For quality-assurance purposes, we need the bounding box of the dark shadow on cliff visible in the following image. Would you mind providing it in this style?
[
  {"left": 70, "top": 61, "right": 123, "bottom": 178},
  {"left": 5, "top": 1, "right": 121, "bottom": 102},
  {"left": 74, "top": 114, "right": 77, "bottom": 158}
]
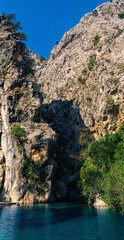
[{"left": 42, "top": 99, "right": 94, "bottom": 201}]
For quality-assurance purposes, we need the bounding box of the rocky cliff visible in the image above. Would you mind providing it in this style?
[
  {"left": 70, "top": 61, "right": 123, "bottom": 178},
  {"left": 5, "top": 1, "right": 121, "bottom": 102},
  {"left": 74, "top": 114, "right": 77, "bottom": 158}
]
[{"left": 0, "top": 0, "right": 124, "bottom": 204}]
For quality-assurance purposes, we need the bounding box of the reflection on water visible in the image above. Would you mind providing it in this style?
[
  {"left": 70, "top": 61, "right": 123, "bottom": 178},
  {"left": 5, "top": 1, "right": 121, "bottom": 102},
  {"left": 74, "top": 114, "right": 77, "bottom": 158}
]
[{"left": 0, "top": 202, "right": 124, "bottom": 240}]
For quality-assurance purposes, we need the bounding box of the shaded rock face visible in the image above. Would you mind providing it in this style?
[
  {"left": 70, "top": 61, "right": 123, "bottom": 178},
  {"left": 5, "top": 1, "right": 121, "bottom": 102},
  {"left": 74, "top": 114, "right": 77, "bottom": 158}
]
[
  {"left": 0, "top": 96, "right": 5, "bottom": 191},
  {"left": 0, "top": 0, "right": 124, "bottom": 204},
  {"left": 43, "top": 100, "right": 87, "bottom": 201}
]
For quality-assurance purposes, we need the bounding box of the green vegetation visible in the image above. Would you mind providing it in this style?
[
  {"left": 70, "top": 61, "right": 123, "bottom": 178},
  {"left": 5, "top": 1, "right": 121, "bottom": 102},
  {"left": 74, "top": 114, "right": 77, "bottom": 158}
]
[
  {"left": 98, "top": 47, "right": 102, "bottom": 52},
  {"left": 86, "top": 96, "right": 92, "bottom": 101},
  {"left": 40, "top": 117, "right": 44, "bottom": 123},
  {"left": 26, "top": 67, "right": 35, "bottom": 76},
  {"left": 10, "top": 124, "right": 25, "bottom": 141},
  {"left": 3, "top": 13, "right": 27, "bottom": 42},
  {"left": 21, "top": 148, "right": 51, "bottom": 193},
  {"left": 105, "top": 59, "right": 111, "bottom": 63},
  {"left": 92, "top": 10, "right": 98, "bottom": 17},
  {"left": 93, "top": 72, "right": 95, "bottom": 77},
  {"left": 78, "top": 76, "right": 82, "bottom": 81},
  {"left": 91, "top": 85, "right": 96, "bottom": 91},
  {"left": 20, "top": 31, "right": 27, "bottom": 41},
  {"left": 88, "top": 54, "right": 96, "bottom": 70},
  {"left": 78, "top": 76, "right": 86, "bottom": 84},
  {"left": 21, "top": 154, "right": 41, "bottom": 181},
  {"left": 118, "top": 13, "right": 124, "bottom": 19},
  {"left": 77, "top": 34, "right": 81, "bottom": 39},
  {"left": 1, "top": 59, "right": 5, "bottom": 63},
  {"left": 30, "top": 116, "right": 35, "bottom": 122},
  {"left": 30, "top": 108, "right": 33, "bottom": 115},
  {"left": 4, "top": 13, "right": 22, "bottom": 30},
  {"left": 106, "top": 94, "right": 114, "bottom": 111},
  {"left": 82, "top": 69, "right": 87, "bottom": 75},
  {"left": 39, "top": 90, "right": 46, "bottom": 98},
  {"left": 52, "top": 53, "right": 55, "bottom": 59},
  {"left": 118, "top": 28, "right": 123, "bottom": 35},
  {"left": 118, "top": 63, "right": 124, "bottom": 73},
  {"left": 80, "top": 122, "right": 124, "bottom": 211},
  {"left": 93, "top": 35, "right": 100, "bottom": 45},
  {"left": 5, "top": 13, "right": 16, "bottom": 21},
  {"left": 40, "top": 56, "right": 45, "bottom": 61},
  {"left": 110, "top": 71, "right": 114, "bottom": 76}
]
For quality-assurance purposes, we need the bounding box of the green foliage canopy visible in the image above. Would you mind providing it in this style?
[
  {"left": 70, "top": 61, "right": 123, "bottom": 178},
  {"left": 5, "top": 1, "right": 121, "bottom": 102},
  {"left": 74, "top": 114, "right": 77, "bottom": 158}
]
[{"left": 80, "top": 122, "right": 124, "bottom": 210}]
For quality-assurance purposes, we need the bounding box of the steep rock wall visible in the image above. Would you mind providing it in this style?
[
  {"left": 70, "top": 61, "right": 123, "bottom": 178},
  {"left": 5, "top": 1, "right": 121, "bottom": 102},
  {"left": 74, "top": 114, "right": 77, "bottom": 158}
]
[
  {"left": 0, "top": 14, "right": 56, "bottom": 204},
  {"left": 36, "top": 0, "right": 124, "bottom": 139},
  {"left": 0, "top": 0, "right": 123, "bottom": 204}
]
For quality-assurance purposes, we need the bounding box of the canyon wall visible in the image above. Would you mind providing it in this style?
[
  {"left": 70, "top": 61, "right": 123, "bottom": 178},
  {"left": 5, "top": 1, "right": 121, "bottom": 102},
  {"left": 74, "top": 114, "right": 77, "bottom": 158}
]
[{"left": 0, "top": 0, "right": 124, "bottom": 203}]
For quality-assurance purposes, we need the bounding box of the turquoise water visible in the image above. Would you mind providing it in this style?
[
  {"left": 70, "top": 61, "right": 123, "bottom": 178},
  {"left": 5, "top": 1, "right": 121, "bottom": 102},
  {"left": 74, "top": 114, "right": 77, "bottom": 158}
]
[{"left": 0, "top": 202, "right": 124, "bottom": 240}]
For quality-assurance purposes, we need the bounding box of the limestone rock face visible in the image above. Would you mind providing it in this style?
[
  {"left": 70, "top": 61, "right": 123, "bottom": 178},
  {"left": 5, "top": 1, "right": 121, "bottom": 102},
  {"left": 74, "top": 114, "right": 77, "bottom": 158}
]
[
  {"left": 37, "top": 0, "right": 124, "bottom": 139},
  {"left": 0, "top": 14, "right": 55, "bottom": 203},
  {"left": 0, "top": 0, "right": 124, "bottom": 204}
]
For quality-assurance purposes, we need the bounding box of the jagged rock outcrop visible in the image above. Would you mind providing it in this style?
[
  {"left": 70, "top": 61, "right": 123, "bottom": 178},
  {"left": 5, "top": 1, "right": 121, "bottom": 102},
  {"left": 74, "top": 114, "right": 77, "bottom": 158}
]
[
  {"left": 0, "top": 0, "right": 124, "bottom": 204},
  {"left": 0, "top": 14, "right": 55, "bottom": 203}
]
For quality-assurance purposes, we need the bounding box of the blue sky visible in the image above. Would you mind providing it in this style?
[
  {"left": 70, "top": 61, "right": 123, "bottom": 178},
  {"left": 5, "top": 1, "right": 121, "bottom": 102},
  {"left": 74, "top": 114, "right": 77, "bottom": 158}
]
[{"left": 1, "top": 0, "right": 108, "bottom": 58}]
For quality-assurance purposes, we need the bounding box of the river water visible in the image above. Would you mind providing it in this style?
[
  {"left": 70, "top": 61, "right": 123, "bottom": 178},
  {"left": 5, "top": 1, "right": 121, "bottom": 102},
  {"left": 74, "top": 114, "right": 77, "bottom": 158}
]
[{"left": 0, "top": 202, "right": 124, "bottom": 240}]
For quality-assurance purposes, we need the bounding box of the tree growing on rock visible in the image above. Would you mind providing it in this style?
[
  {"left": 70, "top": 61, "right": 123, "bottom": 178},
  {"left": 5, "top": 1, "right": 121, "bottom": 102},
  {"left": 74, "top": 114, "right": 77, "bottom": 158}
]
[{"left": 3, "top": 12, "right": 27, "bottom": 42}]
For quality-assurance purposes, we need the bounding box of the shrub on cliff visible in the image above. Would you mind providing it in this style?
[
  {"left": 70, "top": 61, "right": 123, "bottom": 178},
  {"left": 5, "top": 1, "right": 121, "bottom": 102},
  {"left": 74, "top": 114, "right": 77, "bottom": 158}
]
[
  {"left": 105, "top": 94, "right": 114, "bottom": 111},
  {"left": 93, "top": 35, "right": 100, "bottom": 45},
  {"left": 52, "top": 53, "right": 55, "bottom": 59},
  {"left": 80, "top": 122, "right": 124, "bottom": 210},
  {"left": 20, "top": 31, "right": 27, "bottom": 41},
  {"left": 3, "top": 12, "right": 27, "bottom": 42},
  {"left": 10, "top": 124, "right": 25, "bottom": 141},
  {"left": 118, "top": 13, "right": 124, "bottom": 19},
  {"left": 88, "top": 54, "right": 96, "bottom": 70},
  {"left": 92, "top": 10, "right": 98, "bottom": 17},
  {"left": 21, "top": 155, "right": 40, "bottom": 181}
]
